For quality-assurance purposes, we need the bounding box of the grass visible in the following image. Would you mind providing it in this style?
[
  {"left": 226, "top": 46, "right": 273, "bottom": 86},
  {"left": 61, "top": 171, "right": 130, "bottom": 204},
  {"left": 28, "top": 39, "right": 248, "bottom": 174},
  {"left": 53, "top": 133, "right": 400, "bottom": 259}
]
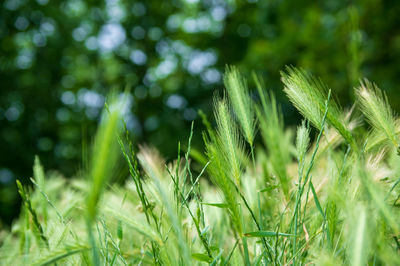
[{"left": 1, "top": 67, "right": 400, "bottom": 265}]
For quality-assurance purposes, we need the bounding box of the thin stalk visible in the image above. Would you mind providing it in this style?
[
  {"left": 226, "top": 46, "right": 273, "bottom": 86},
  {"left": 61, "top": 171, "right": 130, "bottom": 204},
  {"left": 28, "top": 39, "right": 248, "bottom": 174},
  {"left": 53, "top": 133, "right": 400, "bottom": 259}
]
[
  {"left": 242, "top": 237, "right": 251, "bottom": 265},
  {"left": 166, "top": 167, "right": 213, "bottom": 259},
  {"left": 231, "top": 180, "right": 274, "bottom": 262},
  {"left": 292, "top": 90, "right": 331, "bottom": 265},
  {"left": 117, "top": 130, "right": 162, "bottom": 265},
  {"left": 223, "top": 239, "right": 239, "bottom": 266}
]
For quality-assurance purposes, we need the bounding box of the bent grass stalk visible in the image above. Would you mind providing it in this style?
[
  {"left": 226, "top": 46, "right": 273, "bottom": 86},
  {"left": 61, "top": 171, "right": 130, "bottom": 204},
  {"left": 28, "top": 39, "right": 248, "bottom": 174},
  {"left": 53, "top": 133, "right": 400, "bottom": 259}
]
[{"left": 86, "top": 94, "right": 123, "bottom": 266}]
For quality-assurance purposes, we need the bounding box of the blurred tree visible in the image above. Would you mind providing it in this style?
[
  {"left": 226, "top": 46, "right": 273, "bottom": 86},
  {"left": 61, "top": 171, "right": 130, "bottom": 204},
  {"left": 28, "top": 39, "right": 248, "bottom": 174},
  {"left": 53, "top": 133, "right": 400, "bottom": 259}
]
[{"left": 1, "top": 0, "right": 400, "bottom": 223}]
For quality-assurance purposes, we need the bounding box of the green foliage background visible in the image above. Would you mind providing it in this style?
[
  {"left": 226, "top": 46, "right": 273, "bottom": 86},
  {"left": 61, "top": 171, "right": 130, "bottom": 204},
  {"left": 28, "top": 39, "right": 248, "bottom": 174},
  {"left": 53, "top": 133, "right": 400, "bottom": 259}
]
[{"left": 1, "top": 0, "right": 400, "bottom": 223}]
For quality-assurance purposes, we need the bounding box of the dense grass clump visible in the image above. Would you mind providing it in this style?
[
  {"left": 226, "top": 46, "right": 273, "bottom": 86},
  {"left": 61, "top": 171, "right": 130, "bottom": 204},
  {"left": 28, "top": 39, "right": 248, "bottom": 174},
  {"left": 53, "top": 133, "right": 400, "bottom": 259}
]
[{"left": 1, "top": 67, "right": 400, "bottom": 265}]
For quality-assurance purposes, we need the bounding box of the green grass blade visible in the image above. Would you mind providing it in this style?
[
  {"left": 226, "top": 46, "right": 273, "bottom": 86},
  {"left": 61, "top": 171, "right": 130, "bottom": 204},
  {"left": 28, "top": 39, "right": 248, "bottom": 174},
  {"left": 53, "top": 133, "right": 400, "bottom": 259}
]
[{"left": 244, "top": 231, "right": 292, "bottom": 237}]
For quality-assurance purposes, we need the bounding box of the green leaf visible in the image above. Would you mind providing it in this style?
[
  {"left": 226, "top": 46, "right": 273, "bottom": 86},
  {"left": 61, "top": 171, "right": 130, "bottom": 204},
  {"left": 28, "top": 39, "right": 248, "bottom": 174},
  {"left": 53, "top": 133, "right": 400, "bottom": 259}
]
[
  {"left": 310, "top": 181, "right": 325, "bottom": 219},
  {"left": 244, "top": 231, "right": 292, "bottom": 237},
  {"left": 201, "top": 202, "right": 229, "bottom": 208},
  {"left": 192, "top": 253, "right": 213, "bottom": 263}
]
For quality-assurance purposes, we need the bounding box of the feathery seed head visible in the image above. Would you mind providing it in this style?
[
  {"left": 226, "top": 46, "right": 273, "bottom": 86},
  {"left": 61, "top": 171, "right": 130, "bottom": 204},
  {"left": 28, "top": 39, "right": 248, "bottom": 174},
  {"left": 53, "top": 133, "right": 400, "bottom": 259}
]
[
  {"left": 224, "top": 66, "right": 256, "bottom": 146},
  {"left": 282, "top": 67, "right": 357, "bottom": 150},
  {"left": 296, "top": 120, "right": 310, "bottom": 165},
  {"left": 214, "top": 97, "right": 243, "bottom": 185},
  {"left": 356, "top": 79, "right": 399, "bottom": 150}
]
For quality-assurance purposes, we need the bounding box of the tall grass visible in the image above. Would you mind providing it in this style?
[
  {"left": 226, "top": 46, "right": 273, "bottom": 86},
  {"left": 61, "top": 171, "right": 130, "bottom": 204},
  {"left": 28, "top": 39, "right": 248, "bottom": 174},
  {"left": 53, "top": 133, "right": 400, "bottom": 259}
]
[
  {"left": 254, "top": 74, "right": 292, "bottom": 197},
  {"left": 1, "top": 66, "right": 399, "bottom": 265}
]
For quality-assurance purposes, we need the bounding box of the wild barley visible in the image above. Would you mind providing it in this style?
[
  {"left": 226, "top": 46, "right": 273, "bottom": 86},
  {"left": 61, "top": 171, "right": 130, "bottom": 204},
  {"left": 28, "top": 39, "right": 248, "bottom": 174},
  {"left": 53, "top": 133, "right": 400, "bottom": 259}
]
[
  {"left": 2, "top": 67, "right": 400, "bottom": 265},
  {"left": 254, "top": 73, "right": 292, "bottom": 196},
  {"left": 213, "top": 97, "right": 244, "bottom": 186},
  {"left": 356, "top": 79, "right": 399, "bottom": 152},
  {"left": 224, "top": 66, "right": 256, "bottom": 148},
  {"left": 282, "top": 67, "right": 357, "bottom": 151}
]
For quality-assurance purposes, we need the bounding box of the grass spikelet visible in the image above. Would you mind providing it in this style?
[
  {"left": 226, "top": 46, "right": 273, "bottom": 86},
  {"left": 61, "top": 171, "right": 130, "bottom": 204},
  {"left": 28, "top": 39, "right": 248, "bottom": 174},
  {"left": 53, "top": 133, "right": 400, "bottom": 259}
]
[
  {"left": 281, "top": 67, "right": 327, "bottom": 128},
  {"left": 254, "top": 74, "right": 292, "bottom": 196},
  {"left": 16, "top": 180, "right": 49, "bottom": 248},
  {"left": 214, "top": 97, "right": 244, "bottom": 186},
  {"left": 204, "top": 98, "right": 243, "bottom": 235},
  {"left": 204, "top": 133, "right": 242, "bottom": 236},
  {"left": 296, "top": 120, "right": 310, "bottom": 166},
  {"left": 205, "top": 96, "right": 256, "bottom": 263},
  {"left": 281, "top": 67, "right": 356, "bottom": 150},
  {"left": 224, "top": 66, "right": 256, "bottom": 147},
  {"left": 206, "top": 142, "right": 243, "bottom": 238},
  {"left": 356, "top": 80, "right": 399, "bottom": 151}
]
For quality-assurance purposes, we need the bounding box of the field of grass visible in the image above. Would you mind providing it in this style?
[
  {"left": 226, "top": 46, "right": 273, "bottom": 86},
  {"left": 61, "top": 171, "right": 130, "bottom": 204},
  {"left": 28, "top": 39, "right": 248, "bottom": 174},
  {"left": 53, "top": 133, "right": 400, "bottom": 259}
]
[{"left": 1, "top": 67, "right": 399, "bottom": 265}]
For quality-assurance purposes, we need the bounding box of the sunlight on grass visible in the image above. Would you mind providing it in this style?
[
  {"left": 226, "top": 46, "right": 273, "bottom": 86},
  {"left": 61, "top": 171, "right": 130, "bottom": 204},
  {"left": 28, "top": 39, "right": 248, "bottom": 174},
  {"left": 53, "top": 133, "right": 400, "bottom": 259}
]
[{"left": 1, "top": 67, "right": 399, "bottom": 265}]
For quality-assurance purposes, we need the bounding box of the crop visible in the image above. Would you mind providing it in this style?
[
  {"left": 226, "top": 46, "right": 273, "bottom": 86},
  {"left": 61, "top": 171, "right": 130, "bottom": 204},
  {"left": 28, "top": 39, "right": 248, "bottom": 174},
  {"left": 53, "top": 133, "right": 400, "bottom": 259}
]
[{"left": 1, "top": 67, "right": 399, "bottom": 265}]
